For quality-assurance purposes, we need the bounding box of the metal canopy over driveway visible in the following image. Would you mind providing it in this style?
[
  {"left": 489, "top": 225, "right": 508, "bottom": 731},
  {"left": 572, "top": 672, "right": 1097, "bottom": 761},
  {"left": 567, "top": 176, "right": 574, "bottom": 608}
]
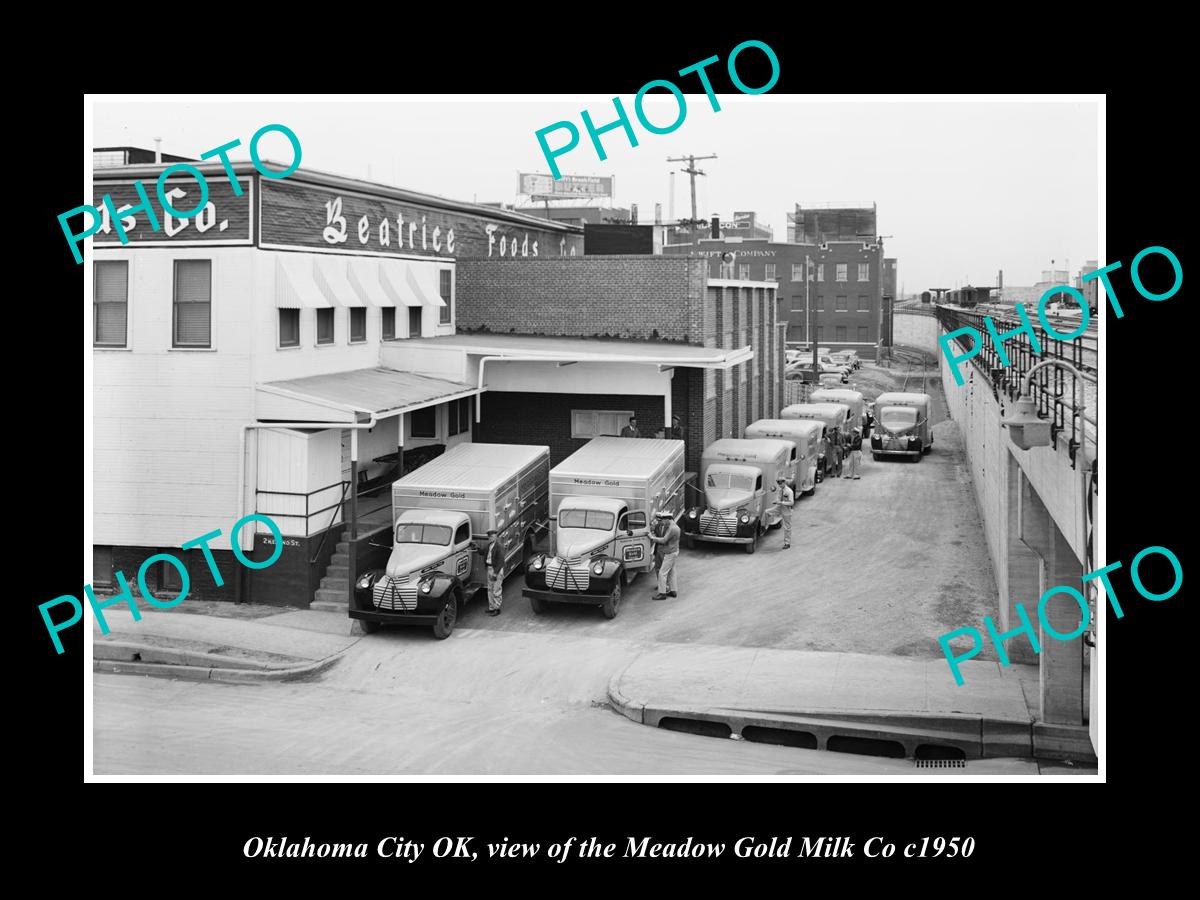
[{"left": 256, "top": 366, "right": 478, "bottom": 424}]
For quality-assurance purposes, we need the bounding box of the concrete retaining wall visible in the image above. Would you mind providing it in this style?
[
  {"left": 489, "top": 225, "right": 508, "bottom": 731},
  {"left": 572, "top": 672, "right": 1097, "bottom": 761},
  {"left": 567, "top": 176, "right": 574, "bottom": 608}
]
[{"left": 893, "top": 310, "right": 940, "bottom": 352}]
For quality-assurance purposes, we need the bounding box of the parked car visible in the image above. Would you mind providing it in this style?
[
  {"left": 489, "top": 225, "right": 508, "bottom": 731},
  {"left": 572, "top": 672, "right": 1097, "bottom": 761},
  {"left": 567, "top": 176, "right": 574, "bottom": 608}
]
[
  {"left": 829, "top": 350, "right": 861, "bottom": 370},
  {"left": 785, "top": 362, "right": 819, "bottom": 384}
]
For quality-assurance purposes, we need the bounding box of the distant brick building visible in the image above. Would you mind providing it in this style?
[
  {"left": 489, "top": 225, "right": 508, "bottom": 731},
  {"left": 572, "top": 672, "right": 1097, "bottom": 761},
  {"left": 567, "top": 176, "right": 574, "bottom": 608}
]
[{"left": 450, "top": 256, "right": 782, "bottom": 473}]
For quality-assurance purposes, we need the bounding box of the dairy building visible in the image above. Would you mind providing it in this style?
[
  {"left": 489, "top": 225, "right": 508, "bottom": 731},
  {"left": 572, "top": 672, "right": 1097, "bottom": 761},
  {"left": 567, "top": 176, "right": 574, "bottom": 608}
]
[
  {"left": 91, "top": 160, "right": 583, "bottom": 605},
  {"left": 91, "top": 161, "right": 778, "bottom": 608}
]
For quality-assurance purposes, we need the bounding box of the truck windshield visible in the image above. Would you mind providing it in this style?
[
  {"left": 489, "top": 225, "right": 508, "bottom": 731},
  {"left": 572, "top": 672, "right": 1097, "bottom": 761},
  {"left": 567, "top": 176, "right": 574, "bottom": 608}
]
[
  {"left": 880, "top": 407, "right": 918, "bottom": 430},
  {"left": 558, "top": 509, "right": 616, "bottom": 530},
  {"left": 707, "top": 472, "right": 755, "bottom": 491},
  {"left": 395, "top": 523, "right": 453, "bottom": 545}
]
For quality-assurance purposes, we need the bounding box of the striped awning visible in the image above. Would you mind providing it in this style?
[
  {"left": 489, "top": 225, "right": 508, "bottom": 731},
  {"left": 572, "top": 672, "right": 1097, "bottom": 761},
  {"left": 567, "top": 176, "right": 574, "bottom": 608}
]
[
  {"left": 314, "top": 256, "right": 364, "bottom": 307},
  {"left": 276, "top": 256, "right": 331, "bottom": 308},
  {"left": 380, "top": 260, "right": 422, "bottom": 307},
  {"left": 347, "top": 259, "right": 394, "bottom": 307},
  {"left": 408, "top": 263, "right": 447, "bottom": 308}
]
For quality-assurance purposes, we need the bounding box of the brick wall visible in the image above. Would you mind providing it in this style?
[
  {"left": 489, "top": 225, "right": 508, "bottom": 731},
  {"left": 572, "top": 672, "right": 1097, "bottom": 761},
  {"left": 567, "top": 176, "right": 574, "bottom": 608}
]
[{"left": 457, "top": 256, "right": 708, "bottom": 343}]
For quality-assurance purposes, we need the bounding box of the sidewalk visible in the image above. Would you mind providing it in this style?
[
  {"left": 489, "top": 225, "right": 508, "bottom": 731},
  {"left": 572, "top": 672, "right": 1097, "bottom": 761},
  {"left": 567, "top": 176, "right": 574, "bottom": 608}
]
[
  {"left": 608, "top": 644, "right": 1091, "bottom": 761},
  {"left": 92, "top": 602, "right": 358, "bottom": 683}
]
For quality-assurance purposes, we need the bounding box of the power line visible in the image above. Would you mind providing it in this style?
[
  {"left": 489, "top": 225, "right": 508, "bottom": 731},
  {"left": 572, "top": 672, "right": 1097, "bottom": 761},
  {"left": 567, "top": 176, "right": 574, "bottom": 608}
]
[{"left": 666, "top": 154, "right": 717, "bottom": 223}]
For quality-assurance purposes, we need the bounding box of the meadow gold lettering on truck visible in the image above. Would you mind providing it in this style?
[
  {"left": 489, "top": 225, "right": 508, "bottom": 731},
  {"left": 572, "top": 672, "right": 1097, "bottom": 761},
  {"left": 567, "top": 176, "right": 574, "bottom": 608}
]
[{"left": 534, "top": 41, "right": 780, "bottom": 178}]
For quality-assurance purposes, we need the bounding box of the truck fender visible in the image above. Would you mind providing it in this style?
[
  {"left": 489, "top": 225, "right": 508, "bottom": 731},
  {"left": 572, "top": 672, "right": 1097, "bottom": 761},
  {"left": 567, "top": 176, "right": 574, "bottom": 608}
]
[
  {"left": 589, "top": 556, "right": 624, "bottom": 584},
  {"left": 420, "top": 572, "right": 461, "bottom": 603}
]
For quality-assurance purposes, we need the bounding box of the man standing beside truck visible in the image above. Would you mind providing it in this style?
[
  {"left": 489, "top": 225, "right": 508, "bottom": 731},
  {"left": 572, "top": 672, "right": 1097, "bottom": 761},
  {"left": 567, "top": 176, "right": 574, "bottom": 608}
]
[
  {"left": 485, "top": 530, "right": 504, "bottom": 616},
  {"left": 649, "top": 511, "right": 681, "bottom": 601},
  {"left": 620, "top": 416, "right": 641, "bottom": 438},
  {"left": 777, "top": 476, "right": 794, "bottom": 550}
]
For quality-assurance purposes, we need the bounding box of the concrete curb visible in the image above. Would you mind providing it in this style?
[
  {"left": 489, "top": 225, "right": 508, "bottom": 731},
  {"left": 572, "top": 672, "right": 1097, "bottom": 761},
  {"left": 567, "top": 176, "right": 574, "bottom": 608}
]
[
  {"left": 605, "top": 672, "right": 1095, "bottom": 763},
  {"left": 93, "top": 642, "right": 344, "bottom": 684}
]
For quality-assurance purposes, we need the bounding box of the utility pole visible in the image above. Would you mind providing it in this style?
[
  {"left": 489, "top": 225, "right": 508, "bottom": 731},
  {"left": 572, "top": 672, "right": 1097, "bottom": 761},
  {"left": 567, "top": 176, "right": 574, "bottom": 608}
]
[{"left": 666, "top": 154, "right": 718, "bottom": 223}]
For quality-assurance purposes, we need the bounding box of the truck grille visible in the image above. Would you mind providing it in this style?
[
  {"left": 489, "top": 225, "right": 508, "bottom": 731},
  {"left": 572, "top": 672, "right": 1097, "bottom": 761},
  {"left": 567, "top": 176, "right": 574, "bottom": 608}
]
[
  {"left": 699, "top": 508, "right": 739, "bottom": 537},
  {"left": 373, "top": 575, "right": 418, "bottom": 611},
  {"left": 545, "top": 556, "right": 592, "bottom": 592}
]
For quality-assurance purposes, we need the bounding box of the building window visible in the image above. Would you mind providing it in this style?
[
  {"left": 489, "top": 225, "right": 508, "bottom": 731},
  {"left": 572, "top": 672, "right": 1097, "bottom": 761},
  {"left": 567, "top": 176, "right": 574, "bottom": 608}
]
[
  {"left": 439, "top": 270, "right": 452, "bottom": 325},
  {"left": 408, "top": 306, "right": 422, "bottom": 338},
  {"left": 160, "top": 552, "right": 185, "bottom": 592},
  {"left": 705, "top": 368, "right": 715, "bottom": 400},
  {"left": 448, "top": 397, "right": 473, "bottom": 436},
  {"left": 836, "top": 325, "right": 847, "bottom": 342},
  {"left": 835, "top": 295, "right": 848, "bottom": 311},
  {"left": 93, "top": 546, "right": 114, "bottom": 587},
  {"left": 571, "top": 410, "right": 635, "bottom": 439},
  {"left": 94, "top": 260, "right": 129, "bottom": 348},
  {"left": 278, "top": 309, "right": 300, "bottom": 348},
  {"left": 816, "top": 295, "right": 825, "bottom": 311},
  {"left": 816, "top": 263, "right": 825, "bottom": 282},
  {"left": 835, "top": 263, "right": 848, "bottom": 283},
  {"left": 790, "top": 295, "right": 805, "bottom": 312},
  {"left": 172, "top": 260, "right": 211, "bottom": 348},
  {"left": 858, "top": 326, "right": 869, "bottom": 342},
  {"left": 764, "top": 263, "right": 776, "bottom": 281},
  {"left": 857, "top": 294, "right": 870, "bottom": 311},
  {"left": 411, "top": 405, "right": 437, "bottom": 438},
  {"left": 738, "top": 263, "right": 750, "bottom": 280},
  {"left": 316, "top": 307, "right": 335, "bottom": 345},
  {"left": 382, "top": 307, "right": 396, "bottom": 340},
  {"left": 791, "top": 263, "right": 804, "bottom": 282},
  {"left": 350, "top": 307, "right": 366, "bottom": 343},
  {"left": 857, "top": 262, "right": 870, "bottom": 282},
  {"left": 817, "top": 326, "right": 825, "bottom": 341},
  {"left": 789, "top": 325, "right": 805, "bottom": 342}
]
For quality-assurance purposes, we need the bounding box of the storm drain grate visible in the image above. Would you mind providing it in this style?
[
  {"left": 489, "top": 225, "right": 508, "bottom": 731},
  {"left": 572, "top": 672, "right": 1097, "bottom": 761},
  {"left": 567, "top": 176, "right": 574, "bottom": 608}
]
[{"left": 914, "top": 759, "right": 967, "bottom": 768}]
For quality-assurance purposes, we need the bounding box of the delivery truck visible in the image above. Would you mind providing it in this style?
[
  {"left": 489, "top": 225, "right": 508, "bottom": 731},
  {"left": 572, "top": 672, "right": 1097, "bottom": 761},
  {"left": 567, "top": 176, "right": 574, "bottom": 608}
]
[
  {"left": 523, "top": 437, "right": 685, "bottom": 619},
  {"left": 780, "top": 402, "right": 853, "bottom": 477},
  {"left": 810, "top": 388, "right": 869, "bottom": 441},
  {"left": 871, "top": 392, "right": 934, "bottom": 460},
  {"left": 744, "top": 419, "right": 822, "bottom": 495},
  {"left": 350, "top": 442, "right": 550, "bottom": 639},
  {"left": 680, "top": 438, "right": 794, "bottom": 554}
]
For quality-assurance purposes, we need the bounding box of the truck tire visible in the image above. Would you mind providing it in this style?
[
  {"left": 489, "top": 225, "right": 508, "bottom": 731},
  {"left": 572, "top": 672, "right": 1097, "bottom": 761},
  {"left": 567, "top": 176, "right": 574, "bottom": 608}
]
[
  {"left": 805, "top": 479, "right": 816, "bottom": 497},
  {"left": 601, "top": 583, "right": 622, "bottom": 619},
  {"left": 352, "top": 618, "right": 380, "bottom": 635},
  {"left": 623, "top": 567, "right": 637, "bottom": 587},
  {"left": 432, "top": 596, "right": 458, "bottom": 639},
  {"left": 873, "top": 452, "right": 881, "bottom": 461},
  {"left": 517, "top": 536, "right": 533, "bottom": 574},
  {"left": 683, "top": 534, "right": 694, "bottom": 550},
  {"left": 923, "top": 443, "right": 932, "bottom": 455},
  {"left": 529, "top": 594, "right": 547, "bottom": 615},
  {"left": 745, "top": 534, "right": 757, "bottom": 554}
]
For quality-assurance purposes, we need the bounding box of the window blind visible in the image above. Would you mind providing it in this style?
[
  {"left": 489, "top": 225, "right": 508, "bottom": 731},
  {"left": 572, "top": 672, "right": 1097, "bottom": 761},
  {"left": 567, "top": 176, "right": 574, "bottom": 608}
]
[
  {"left": 439, "top": 270, "right": 452, "bottom": 324},
  {"left": 173, "top": 260, "right": 211, "bottom": 347},
  {"left": 94, "top": 260, "right": 128, "bottom": 347}
]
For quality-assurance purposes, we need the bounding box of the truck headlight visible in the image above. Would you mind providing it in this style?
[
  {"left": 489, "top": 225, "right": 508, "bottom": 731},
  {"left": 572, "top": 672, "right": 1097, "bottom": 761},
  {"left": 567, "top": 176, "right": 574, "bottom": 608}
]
[
  {"left": 420, "top": 578, "right": 433, "bottom": 594},
  {"left": 530, "top": 554, "right": 545, "bottom": 570},
  {"left": 356, "top": 573, "right": 374, "bottom": 590},
  {"left": 592, "top": 562, "right": 605, "bottom": 576},
  {"left": 740, "top": 514, "right": 750, "bottom": 524},
  {"left": 688, "top": 509, "right": 698, "bottom": 519}
]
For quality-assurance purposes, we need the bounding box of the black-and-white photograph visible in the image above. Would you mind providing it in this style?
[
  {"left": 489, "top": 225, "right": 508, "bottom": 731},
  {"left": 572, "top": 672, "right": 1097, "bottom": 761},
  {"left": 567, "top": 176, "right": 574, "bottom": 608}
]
[{"left": 80, "top": 93, "right": 1104, "bottom": 779}]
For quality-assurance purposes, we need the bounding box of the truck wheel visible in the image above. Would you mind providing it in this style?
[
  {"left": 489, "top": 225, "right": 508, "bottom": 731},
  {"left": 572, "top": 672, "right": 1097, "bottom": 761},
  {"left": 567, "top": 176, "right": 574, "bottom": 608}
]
[
  {"left": 517, "top": 537, "right": 533, "bottom": 574},
  {"left": 432, "top": 597, "right": 458, "bottom": 639},
  {"left": 923, "top": 444, "right": 932, "bottom": 455},
  {"left": 601, "top": 583, "right": 622, "bottom": 619},
  {"left": 623, "top": 567, "right": 637, "bottom": 587},
  {"left": 683, "top": 534, "right": 694, "bottom": 550},
  {"left": 873, "top": 452, "right": 881, "bottom": 461},
  {"left": 805, "top": 480, "right": 816, "bottom": 496},
  {"left": 529, "top": 594, "right": 547, "bottom": 615},
  {"left": 352, "top": 618, "right": 380, "bottom": 635},
  {"left": 745, "top": 534, "right": 757, "bottom": 554}
]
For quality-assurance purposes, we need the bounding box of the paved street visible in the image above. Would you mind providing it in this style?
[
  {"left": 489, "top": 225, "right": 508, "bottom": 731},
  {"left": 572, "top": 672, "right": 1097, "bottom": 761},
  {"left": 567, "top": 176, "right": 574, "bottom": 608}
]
[
  {"left": 94, "top": 628, "right": 1040, "bottom": 776},
  {"left": 93, "top": 371, "right": 1035, "bottom": 776}
]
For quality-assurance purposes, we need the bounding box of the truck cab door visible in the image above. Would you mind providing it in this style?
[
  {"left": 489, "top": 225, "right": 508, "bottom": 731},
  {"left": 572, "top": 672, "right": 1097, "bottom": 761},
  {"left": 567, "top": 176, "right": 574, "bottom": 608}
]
[
  {"left": 615, "top": 509, "right": 650, "bottom": 570},
  {"left": 451, "top": 520, "right": 476, "bottom": 584}
]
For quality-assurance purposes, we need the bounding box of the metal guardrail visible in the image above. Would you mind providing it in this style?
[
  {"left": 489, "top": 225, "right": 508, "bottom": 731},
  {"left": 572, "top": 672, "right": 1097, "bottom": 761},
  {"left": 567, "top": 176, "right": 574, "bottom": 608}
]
[{"left": 934, "top": 306, "right": 1097, "bottom": 467}]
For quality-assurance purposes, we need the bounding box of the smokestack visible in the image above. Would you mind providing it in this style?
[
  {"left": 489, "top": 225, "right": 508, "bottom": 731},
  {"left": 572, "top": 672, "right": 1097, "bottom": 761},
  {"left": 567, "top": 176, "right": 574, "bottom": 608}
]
[
  {"left": 711, "top": 215, "right": 720, "bottom": 239},
  {"left": 631, "top": 203, "right": 638, "bottom": 225},
  {"left": 654, "top": 203, "right": 662, "bottom": 225},
  {"left": 153, "top": 137, "right": 163, "bottom": 164}
]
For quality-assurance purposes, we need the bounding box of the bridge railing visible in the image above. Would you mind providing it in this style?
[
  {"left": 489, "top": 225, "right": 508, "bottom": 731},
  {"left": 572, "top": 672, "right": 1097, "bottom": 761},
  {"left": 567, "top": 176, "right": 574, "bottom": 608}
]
[{"left": 934, "top": 306, "right": 1097, "bottom": 468}]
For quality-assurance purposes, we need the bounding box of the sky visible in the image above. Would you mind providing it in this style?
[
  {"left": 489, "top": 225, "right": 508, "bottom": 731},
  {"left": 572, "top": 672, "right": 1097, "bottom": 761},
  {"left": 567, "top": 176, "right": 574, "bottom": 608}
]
[{"left": 92, "top": 96, "right": 1100, "bottom": 293}]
